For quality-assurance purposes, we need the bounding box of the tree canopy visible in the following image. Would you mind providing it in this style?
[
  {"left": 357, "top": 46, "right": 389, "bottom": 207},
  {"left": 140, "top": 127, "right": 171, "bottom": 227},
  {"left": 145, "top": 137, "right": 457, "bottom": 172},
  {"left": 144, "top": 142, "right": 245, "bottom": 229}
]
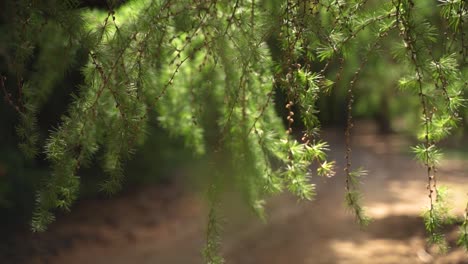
[{"left": 0, "top": 0, "right": 467, "bottom": 262}]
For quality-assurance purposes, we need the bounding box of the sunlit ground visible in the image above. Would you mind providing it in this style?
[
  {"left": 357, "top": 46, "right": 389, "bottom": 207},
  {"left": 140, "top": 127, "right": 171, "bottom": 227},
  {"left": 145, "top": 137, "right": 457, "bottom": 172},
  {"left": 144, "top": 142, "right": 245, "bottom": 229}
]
[{"left": 4, "top": 122, "right": 468, "bottom": 264}]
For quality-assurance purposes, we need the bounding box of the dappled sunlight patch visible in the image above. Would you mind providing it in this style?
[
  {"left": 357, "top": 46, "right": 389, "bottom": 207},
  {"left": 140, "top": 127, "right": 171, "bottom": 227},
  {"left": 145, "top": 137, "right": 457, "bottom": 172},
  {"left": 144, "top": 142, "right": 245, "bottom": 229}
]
[
  {"left": 329, "top": 238, "right": 427, "bottom": 263},
  {"left": 367, "top": 180, "right": 432, "bottom": 218},
  {"left": 366, "top": 176, "right": 468, "bottom": 219}
]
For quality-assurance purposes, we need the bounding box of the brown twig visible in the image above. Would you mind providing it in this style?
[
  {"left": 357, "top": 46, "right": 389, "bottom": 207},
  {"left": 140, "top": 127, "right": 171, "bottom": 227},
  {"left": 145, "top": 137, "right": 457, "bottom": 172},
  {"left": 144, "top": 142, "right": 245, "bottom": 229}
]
[{"left": 0, "top": 75, "right": 22, "bottom": 113}]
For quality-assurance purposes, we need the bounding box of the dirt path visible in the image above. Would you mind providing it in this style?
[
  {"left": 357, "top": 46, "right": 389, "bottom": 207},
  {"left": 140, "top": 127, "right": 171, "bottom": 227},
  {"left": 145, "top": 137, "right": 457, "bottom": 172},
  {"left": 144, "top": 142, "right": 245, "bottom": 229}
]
[{"left": 5, "top": 125, "right": 468, "bottom": 264}]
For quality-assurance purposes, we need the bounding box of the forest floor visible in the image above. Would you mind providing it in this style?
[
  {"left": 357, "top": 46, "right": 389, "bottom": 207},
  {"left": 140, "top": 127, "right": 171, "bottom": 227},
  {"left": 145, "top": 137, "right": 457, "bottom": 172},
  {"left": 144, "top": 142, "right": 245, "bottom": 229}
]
[{"left": 2, "top": 123, "right": 468, "bottom": 264}]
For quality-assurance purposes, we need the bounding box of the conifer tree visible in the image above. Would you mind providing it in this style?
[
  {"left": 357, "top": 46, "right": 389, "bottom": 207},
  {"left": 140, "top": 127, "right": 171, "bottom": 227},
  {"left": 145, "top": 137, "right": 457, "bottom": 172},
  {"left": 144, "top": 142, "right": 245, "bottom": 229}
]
[{"left": 0, "top": 0, "right": 466, "bottom": 262}]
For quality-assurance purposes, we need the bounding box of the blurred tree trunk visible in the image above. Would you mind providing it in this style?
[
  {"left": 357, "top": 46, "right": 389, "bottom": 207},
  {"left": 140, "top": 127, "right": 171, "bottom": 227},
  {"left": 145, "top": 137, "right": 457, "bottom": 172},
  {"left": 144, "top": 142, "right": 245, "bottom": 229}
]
[{"left": 374, "top": 91, "right": 392, "bottom": 134}]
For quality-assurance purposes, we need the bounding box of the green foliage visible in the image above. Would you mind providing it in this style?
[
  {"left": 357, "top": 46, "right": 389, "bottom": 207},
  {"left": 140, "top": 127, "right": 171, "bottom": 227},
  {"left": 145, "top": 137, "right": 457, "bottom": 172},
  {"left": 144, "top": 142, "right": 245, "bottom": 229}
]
[
  {"left": 412, "top": 144, "right": 443, "bottom": 167},
  {"left": 458, "top": 203, "right": 468, "bottom": 250},
  {"left": 203, "top": 185, "right": 225, "bottom": 264},
  {"left": 345, "top": 168, "right": 371, "bottom": 227},
  {"left": 439, "top": 0, "right": 466, "bottom": 32},
  {"left": 422, "top": 186, "right": 456, "bottom": 253},
  {"left": 0, "top": 0, "right": 466, "bottom": 262}
]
